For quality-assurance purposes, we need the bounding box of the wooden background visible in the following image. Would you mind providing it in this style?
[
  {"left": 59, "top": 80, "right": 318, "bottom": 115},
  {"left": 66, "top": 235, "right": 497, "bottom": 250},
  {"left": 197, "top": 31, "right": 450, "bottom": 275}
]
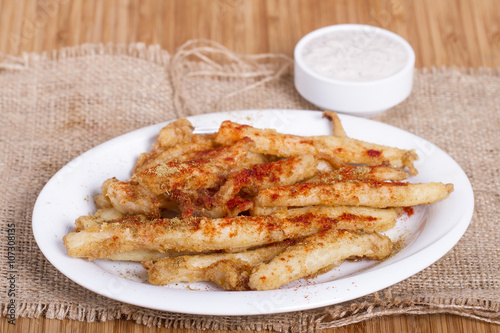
[
  {"left": 1, "top": 0, "right": 500, "bottom": 67},
  {"left": 1, "top": 0, "right": 499, "bottom": 332}
]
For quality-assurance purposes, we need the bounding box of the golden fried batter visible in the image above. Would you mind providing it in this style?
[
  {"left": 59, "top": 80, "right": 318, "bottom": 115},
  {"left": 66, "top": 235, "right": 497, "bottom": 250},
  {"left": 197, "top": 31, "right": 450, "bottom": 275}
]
[
  {"left": 306, "top": 164, "right": 409, "bottom": 183},
  {"left": 215, "top": 120, "right": 418, "bottom": 174},
  {"left": 64, "top": 214, "right": 338, "bottom": 259},
  {"left": 64, "top": 114, "right": 455, "bottom": 291},
  {"left": 143, "top": 242, "right": 288, "bottom": 290},
  {"left": 249, "top": 229, "right": 393, "bottom": 290},
  {"left": 255, "top": 181, "right": 453, "bottom": 208},
  {"left": 136, "top": 138, "right": 256, "bottom": 196}
]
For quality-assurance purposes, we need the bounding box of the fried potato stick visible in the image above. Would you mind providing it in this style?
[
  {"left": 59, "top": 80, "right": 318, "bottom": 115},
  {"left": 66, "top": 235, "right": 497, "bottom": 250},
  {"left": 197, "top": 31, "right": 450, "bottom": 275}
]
[
  {"left": 215, "top": 154, "right": 318, "bottom": 203},
  {"left": 102, "top": 178, "right": 170, "bottom": 217},
  {"left": 248, "top": 229, "right": 393, "bottom": 290},
  {"left": 74, "top": 207, "right": 127, "bottom": 232},
  {"left": 134, "top": 119, "right": 195, "bottom": 173},
  {"left": 143, "top": 242, "right": 288, "bottom": 290},
  {"left": 215, "top": 121, "right": 418, "bottom": 174},
  {"left": 133, "top": 119, "right": 218, "bottom": 174},
  {"left": 322, "top": 111, "right": 347, "bottom": 137},
  {"left": 276, "top": 205, "right": 402, "bottom": 217},
  {"left": 134, "top": 134, "right": 216, "bottom": 174},
  {"left": 268, "top": 206, "right": 398, "bottom": 232},
  {"left": 136, "top": 137, "right": 255, "bottom": 196},
  {"left": 251, "top": 206, "right": 398, "bottom": 231},
  {"left": 189, "top": 155, "right": 318, "bottom": 219},
  {"left": 255, "top": 182, "right": 454, "bottom": 208},
  {"left": 108, "top": 249, "right": 177, "bottom": 261},
  {"left": 63, "top": 214, "right": 350, "bottom": 260},
  {"left": 307, "top": 164, "right": 409, "bottom": 183},
  {"left": 249, "top": 206, "right": 281, "bottom": 216}
]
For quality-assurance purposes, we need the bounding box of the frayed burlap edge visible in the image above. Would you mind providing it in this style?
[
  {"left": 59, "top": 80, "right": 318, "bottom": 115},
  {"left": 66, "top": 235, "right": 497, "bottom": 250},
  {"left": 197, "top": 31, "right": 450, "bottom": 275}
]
[
  {"left": 4, "top": 43, "right": 500, "bottom": 79},
  {"left": 1, "top": 294, "right": 498, "bottom": 332},
  {"left": 1, "top": 42, "right": 500, "bottom": 331},
  {"left": 0, "top": 40, "right": 293, "bottom": 119},
  {"left": 0, "top": 42, "right": 171, "bottom": 68}
]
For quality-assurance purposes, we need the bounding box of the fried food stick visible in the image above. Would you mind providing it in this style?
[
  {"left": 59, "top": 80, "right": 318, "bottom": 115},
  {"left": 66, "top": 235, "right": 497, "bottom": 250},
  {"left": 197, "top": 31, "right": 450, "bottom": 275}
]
[
  {"left": 215, "top": 121, "right": 418, "bottom": 175},
  {"left": 265, "top": 206, "right": 399, "bottom": 232},
  {"left": 105, "top": 139, "right": 266, "bottom": 218},
  {"left": 109, "top": 249, "right": 178, "bottom": 261},
  {"left": 64, "top": 204, "right": 399, "bottom": 260},
  {"left": 74, "top": 207, "right": 126, "bottom": 232},
  {"left": 133, "top": 119, "right": 216, "bottom": 174},
  {"left": 134, "top": 134, "right": 216, "bottom": 174},
  {"left": 134, "top": 119, "right": 195, "bottom": 173},
  {"left": 182, "top": 155, "right": 318, "bottom": 218},
  {"left": 255, "top": 182, "right": 454, "bottom": 208},
  {"left": 63, "top": 213, "right": 357, "bottom": 260},
  {"left": 215, "top": 154, "right": 318, "bottom": 203},
  {"left": 143, "top": 242, "right": 288, "bottom": 290},
  {"left": 322, "top": 111, "right": 347, "bottom": 137},
  {"left": 248, "top": 229, "right": 393, "bottom": 290},
  {"left": 135, "top": 137, "right": 256, "bottom": 196},
  {"left": 306, "top": 164, "right": 409, "bottom": 184},
  {"left": 101, "top": 178, "right": 172, "bottom": 218}
]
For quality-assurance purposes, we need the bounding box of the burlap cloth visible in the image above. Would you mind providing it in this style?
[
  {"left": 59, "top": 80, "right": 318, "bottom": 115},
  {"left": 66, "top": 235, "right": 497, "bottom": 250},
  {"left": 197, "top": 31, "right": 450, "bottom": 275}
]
[{"left": 0, "top": 40, "right": 498, "bottom": 331}]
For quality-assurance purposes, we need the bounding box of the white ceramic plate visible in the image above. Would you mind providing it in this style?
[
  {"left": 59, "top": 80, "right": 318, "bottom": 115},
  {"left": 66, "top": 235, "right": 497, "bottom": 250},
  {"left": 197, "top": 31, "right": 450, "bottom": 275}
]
[{"left": 33, "top": 110, "right": 474, "bottom": 315}]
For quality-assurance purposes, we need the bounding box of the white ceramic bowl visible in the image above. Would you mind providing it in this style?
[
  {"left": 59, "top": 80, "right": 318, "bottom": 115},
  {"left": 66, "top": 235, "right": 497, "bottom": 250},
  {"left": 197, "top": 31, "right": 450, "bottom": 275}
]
[{"left": 294, "top": 24, "right": 415, "bottom": 116}]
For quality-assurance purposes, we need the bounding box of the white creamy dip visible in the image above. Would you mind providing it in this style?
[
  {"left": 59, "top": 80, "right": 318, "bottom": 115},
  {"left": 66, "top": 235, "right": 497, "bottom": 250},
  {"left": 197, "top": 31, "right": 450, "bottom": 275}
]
[{"left": 301, "top": 29, "right": 408, "bottom": 82}]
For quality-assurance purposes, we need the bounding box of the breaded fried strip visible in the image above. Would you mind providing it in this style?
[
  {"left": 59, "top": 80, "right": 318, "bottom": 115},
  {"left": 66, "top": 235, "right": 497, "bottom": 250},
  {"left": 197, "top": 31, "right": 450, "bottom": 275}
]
[
  {"left": 215, "top": 121, "right": 418, "bottom": 174},
  {"left": 103, "top": 178, "right": 169, "bottom": 217},
  {"left": 134, "top": 134, "right": 216, "bottom": 174},
  {"left": 143, "top": 242, "right": 288, "bottom": 289},
  {"left": 249, "top": 206, "right": 281, "bottom": 216},
  {"left": 174, "top": 155, "right": 316, "bottom": 218},
  {"left": 322, "top": 111, "right": 347, "bottom": 137},
  {"left": 314, "top": 153, "right": 345, "bottom": 170},
  {"left": 94, "top": 193, "right": 112, "bottom": 209},
  {"left": 156, "top": 118, "right": 195, "bottom": 148},
  {"left": 202, "top": 260, "right": 253, "bottom": 291},
  {"left": 248, "top": 229, "right": 393, "bottom": 290},
  {"left": 134, "top": 119, "right": 197, "bottom": 173},
  {"left": 251, "top": 206, "right": 398, "bottom": 231},
  {"left": 255, "top": 182, "right": 454, "bottom": 208},
  {"left": 136, "top": 138, "right": 255, "bottom": 195},
  {"left": 109, "top": 248, "right": 211, "bottom": 261},
  {"left": 171, "top": 191, "right": 254, "bottom": 219},
  {"left": 307, "top": 164, "right": 409, "bottom": 183},
  {"left": 269, "top": 206, "right": 398, "bottom": 232},
  {"left": 108, "top": 249, "right": 176, "bottom": 261},
  {"left": 63, "top": 214, "right": 344, "bottom": 260},
  {"left": 215, "top": 154, "right": 318, "bottom": 203},
  {"left": 74, "top": 207, "right": 126, "bottom": 232}
]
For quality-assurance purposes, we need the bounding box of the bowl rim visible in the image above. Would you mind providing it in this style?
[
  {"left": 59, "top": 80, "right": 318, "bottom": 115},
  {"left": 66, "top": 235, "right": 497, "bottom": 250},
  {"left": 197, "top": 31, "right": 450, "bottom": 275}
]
[{"left": 294, "top": 24, "right": 416, "bottom": 86}]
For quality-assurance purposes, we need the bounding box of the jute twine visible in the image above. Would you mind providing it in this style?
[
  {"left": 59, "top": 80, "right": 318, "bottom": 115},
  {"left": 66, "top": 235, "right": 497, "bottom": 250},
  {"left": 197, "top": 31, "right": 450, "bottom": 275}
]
[{"left": 0, "top": 40, "right": 498, "bottom": 331}]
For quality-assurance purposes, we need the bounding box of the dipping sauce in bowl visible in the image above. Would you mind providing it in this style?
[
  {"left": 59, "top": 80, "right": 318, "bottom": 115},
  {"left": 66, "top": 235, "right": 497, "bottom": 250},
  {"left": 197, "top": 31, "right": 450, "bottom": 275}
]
[{"left": 294, "top": 25, "right": 415, "bottom": 116}]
